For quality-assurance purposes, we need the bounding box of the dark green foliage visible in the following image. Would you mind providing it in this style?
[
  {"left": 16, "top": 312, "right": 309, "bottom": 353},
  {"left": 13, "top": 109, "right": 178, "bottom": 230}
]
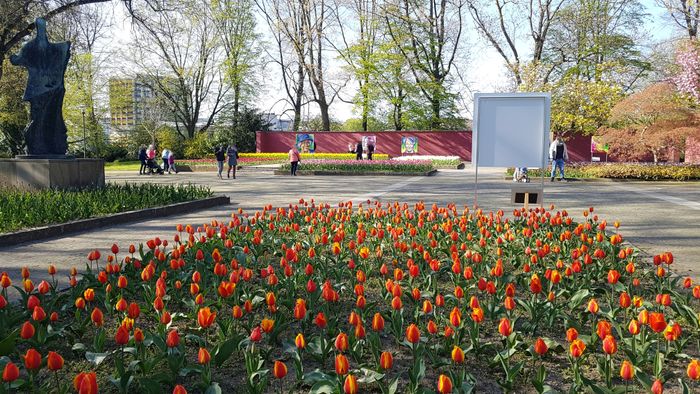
[{"left": 0, "top": 183, "right": 213, "bottom": 233}]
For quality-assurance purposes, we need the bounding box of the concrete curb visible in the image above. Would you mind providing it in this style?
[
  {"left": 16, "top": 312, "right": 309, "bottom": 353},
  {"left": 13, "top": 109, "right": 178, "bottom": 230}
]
[
  {"left": 274, "top": 169, "right": 438, "bottom": 176},
  {"left": 0, "top": 196, "right": 231, "bottom": 245},
  {"left": 503, "top": 176, "right": 699, "bottom": 183}
]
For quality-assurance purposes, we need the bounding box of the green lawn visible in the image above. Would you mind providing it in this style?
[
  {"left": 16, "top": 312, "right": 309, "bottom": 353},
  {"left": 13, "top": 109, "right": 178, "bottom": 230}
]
[{"left": 105, "top": 161, "right": 141, "bottom": 171}]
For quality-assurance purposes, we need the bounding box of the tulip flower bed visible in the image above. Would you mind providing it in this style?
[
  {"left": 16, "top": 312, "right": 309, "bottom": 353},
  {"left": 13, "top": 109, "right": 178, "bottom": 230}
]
[
  {"left": 279, "top": 160, "right": 435, "bottom": 174},
  {"left": 2, "top": 201, "right": 700, "bottom": 394}
]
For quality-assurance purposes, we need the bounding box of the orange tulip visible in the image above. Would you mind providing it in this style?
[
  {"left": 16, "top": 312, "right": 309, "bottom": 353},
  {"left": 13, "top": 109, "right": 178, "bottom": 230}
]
[
  {"left": 596, "top": 320, "right": 612, "bottom": 339},
  {"left": 587, "top": 298, "right": 599, "bottom": 314},
  {"left": 173, "top": 384, "right": 188, "bottom": 394},
  {"left": 449, "top": 307, "right": 461, "bottom": 327},
  {"left": 471, "top": 307, "right": 484, "bottom": 323},
  {"left": 197, "top": 307, "right": 217, "bottom": 329},
  {"left": 566, "top": 327, "right": 578, "bottom": 342},
  {"left": 651, "top": 379, "right": 663, "bottom": 394},
  {"left": 20, "top": 321, "right": 35, "bottom": 339},
  {"left": 628, "top": 319, "right": 640, "bottom": 336},
  {"left": 372, "top": 313, "right": 385, "bottom": 331},
  {"left": 664, "top": 322, "right": 681, "bottom": 341},
  {"left": 90, "top": 307, "right": 104, "bottom": 327},
  {"left": 380, "top": 351, "right": 393, "bottom": 370},
  {"left": 314, "top": 312, "right": 327, "bottom": 329},
  {"left": 335, "top": 332, "right": 349, "bottom": 352},
  {"left": 498, "top": 318, "right": 512, "bottom": 337},
  {"left": 198, "top": 348, "right": 211, "bottom": 364},
  {"left": 261, "top": 318, "right": 275, "bottom": 333},
  {"left": 451, "top": 346, "right": 465, "bottom": 364},
  {"left": 406, "top": 323, "right": 420, "bottom": 343},
  {"left": 295, "top": 333, "right": 306, "bottom": 349},
  {"left": 569, "top": 339, "right": 586, "bottom": 358},
  {"left": 335, "top": 354, "right": 349, "bottom": 375},
  {"left": 688, "top": 359, "right": 700, "bottom": 380},
  {"left": 166, "top": 329, "right": 180, "bottom": 347},
  {"left": 46, "top": 351, "right": 64, "bottom": 371},
  {"left": 602, "top": 335, "right": 617, "bottom": 355},
  {"left": 294, "top": 299, "right": 307, "bottom": 320},
  {"left": 620, "top": 360, "right": 635, "bottom": 381},
  {"left": 437, "top": 374, "right": 453, "bottom": 393},
  {"left": 343, "top": 374, "right": 358, "bottom": 394},
  {"left": 273, "top": 360, "right": 288, "bottom": 379}
]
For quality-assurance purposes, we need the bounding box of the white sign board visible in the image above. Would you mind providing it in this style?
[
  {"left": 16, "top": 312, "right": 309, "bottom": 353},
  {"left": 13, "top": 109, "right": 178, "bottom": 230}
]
[{"left": 472, "top": 93, "right": 551, "bottom": 168}]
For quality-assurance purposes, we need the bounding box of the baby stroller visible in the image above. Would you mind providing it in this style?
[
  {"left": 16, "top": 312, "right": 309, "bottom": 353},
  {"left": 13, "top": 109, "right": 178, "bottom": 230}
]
[
  {"left": 146, "top": 159, "right": 164, "bottom": 175},
  {"left": 513, "top": 167, "right": 529, "bottom": 183}
]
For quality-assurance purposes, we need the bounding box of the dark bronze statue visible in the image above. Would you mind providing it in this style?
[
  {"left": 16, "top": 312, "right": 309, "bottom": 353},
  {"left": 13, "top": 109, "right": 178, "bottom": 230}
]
[{"left": 10, "top": 18, "right": 71, "bottom": 157}]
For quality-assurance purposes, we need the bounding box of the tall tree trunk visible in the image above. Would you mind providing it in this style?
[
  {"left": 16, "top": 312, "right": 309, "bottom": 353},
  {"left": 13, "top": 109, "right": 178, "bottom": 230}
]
[
  {"left": 292, "top": 62, "right": 304, "bottom": 131},
  {"left": 431, "top": 97, "right": 440, "bottom": 130},
  {"left": 233, "top": 83, "right": 241, "bottom": 128},
  {"left": 318, "top": 97, "right": 330, "bottom": 131}
]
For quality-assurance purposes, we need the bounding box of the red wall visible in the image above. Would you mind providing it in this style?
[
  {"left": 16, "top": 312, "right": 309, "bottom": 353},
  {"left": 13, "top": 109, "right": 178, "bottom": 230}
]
[
  {"left": 257, "top": 131, "right": 473, "bottom": 160},
  {"left": 256, "top": 131, "right": 609, "bottom": 163}
]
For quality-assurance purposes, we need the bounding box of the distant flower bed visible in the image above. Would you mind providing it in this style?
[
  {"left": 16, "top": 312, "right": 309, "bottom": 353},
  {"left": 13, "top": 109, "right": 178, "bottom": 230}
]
[
  {"left": 280, "top": 159, "right": 434, "bottom": 173},
  {"left": 182, "top": 153, "right": 390, "bottom": 167},
  {"left": 393, "top": 155, "right": 462, "bottom": 168},
  {"left": 507, "top": 163, "right": 700, "bottom": 181}
]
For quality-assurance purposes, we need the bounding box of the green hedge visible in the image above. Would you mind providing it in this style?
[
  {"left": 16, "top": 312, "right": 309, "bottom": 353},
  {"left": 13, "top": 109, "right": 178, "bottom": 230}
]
[
  {"left": 506, "top": 163, "right": 700, "bottom": 181},
  {"left": 0, "top": 183, "right": 213, "bottom": 233}
]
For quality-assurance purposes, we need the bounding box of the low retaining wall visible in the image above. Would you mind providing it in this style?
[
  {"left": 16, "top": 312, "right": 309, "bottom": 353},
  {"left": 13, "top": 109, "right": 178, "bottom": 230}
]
[{"left": 0, "top": 196, "right": 231, "bottom": 245}]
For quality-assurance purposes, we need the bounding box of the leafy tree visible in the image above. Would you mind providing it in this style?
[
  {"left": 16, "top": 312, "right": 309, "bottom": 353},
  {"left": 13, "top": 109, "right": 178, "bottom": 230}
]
[
  {"left": 215, "top": 107, "right": 271, "bottom": 152},
  {"left": 384, "top": 0, "right": 466, "bottom": 129},
  {"left": 601, "top": 82, "right": 700, "bottom": 162},
  {"left": 0, "top": 60, "right": 28, "bottom": 156}
]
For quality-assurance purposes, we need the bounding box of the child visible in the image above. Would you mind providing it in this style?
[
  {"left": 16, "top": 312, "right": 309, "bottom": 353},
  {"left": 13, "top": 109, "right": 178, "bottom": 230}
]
[{"left": 168, "top": 151, "right": 177, "bottom": 174}]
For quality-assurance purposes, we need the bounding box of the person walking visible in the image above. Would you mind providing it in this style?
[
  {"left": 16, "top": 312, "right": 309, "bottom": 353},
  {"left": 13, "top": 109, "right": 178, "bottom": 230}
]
[
  {"left": 549, "top": 134, "right": 569, "bottom": 181},
  {"left": 138, "top": 145, "right": 147, "bottom": 175},
  {"left": 288, "top": 145, "right": 300, "bottom": 176},
  {"left": 161, "top": 148, "right": 170, "bottom": 174},
  {"left": 215, "top": 146, "right": 226, "bottom": 179},
  {"left": 167, "top": 150, "right": 177, "bottom": 174},
  {"left": 367, "top": 143, "right": 375, "bottom": 160},
  {"left": 227, "top": 144, "right": 239, "bottom": 179}
]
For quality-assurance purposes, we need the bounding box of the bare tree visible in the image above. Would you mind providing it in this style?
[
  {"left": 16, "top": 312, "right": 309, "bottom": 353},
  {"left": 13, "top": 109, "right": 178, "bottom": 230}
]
[
  {"left": 658, "top": 0, "right": 699, "bottom": 39},
  {"left": 467, "top": 0, "right": 568, "bottom": 85},
  {"left": 384, "top": 0, "right": 465, "bottom": 129},
  {"left": 256, "top": 0, "right": 307, "bottom": 131},
  {"left": 128, "top": 0, "right": 229, "bottom": 139},
  {"left": 333, "top": 0, "right": 381, "bottom": 131}
]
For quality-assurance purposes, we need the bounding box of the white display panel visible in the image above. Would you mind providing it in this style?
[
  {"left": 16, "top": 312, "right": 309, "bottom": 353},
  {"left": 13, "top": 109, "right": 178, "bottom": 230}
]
[{"left": 472, "top": 93, "right": 551, "bottom": 168}]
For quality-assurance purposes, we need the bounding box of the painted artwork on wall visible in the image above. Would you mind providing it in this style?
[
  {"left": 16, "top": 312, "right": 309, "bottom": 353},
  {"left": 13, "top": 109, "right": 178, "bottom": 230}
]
[
  {"left": 401, "top": 136, "right": 418, "bottom": 154},
  {"left": 362, "top": 135, "right": 377, "bottom": 151},
  {"left": 296, "top": 133, "right": 315, "bottom": 153},
  {"left": 591, "top": 136, "right": 609, "bottom": 153}
]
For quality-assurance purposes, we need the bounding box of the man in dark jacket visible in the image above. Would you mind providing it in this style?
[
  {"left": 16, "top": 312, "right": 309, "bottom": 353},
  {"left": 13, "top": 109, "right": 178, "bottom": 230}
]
[
  {"left": 355, "top": 142, "right": 363, "bottom": 160},
  {"left": 138, "top": 146, "right": 147, "bottom": 175}
]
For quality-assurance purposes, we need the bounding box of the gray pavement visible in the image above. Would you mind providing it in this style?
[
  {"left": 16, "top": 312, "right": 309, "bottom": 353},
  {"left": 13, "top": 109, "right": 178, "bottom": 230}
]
[{"left": 1, "top": 166, "right": 699, "bottom": 291}]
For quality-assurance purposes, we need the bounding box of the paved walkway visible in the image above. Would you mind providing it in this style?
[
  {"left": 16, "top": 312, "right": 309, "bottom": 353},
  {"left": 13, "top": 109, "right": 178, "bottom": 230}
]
[{"left": 2, "top": 166, "right": 699, "bottom": 291}]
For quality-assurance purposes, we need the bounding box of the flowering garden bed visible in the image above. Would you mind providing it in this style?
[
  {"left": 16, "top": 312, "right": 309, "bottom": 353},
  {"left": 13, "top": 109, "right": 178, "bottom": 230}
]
[
  {"left": 506, "top": 163, "right": 700, "bottom": 181},
  {"left": 278, "top": 160, "right": 436, "bottom": 175},
  {"left": 1, "top": 201, "right": 699, "bottom": 393}
]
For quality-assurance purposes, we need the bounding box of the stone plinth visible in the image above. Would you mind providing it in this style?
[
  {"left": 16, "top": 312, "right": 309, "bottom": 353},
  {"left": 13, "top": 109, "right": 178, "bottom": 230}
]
[{"left": 0, "top": 158, "right": 104, "bottom": 189}]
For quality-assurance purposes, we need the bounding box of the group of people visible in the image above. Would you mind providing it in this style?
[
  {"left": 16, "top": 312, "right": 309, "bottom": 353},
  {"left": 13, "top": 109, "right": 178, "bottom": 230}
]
[
  {"left": 138, "top": 145, "right": 177, "bottom": 175},
  {"left": 348, "top": 141, "right": 375, "bottom": 160},
  {"left": 215, "top": 144, "right": 239, "bottom": 179}
]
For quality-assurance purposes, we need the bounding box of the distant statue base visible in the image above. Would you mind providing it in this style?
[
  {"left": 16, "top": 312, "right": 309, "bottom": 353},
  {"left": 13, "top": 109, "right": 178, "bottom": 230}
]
[{"left": 0, "top": 157, "right": 104, "bottom": 190}]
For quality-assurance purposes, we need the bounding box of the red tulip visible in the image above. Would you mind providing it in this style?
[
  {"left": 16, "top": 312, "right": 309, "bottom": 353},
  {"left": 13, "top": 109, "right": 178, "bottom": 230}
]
[
  {"left": 314, "top": 312, "right": 327, "bottom": 329},
  {"left": 651, "top": 379, "right": 663, "bottom": 394},
  {"left": 335, "top": 332, "right": 349, "bottom": 352},
  {"left": 295, "top": 333, "right": 306, "bottom": 349},
  {"left": 343, "top": 374, "right": 358, "bottom": 394},
  {"left": 569, "top": 339, "right": 586, "bottom": 358},
  {"left": 20, "top": 321, "right": 35, "bottom": 339},
  {"left": 166, "top": 329, "right": 180, "bottom": 347},
  {"left": 602, "top": 335, "right": 617, "bottom": 355},
  {"left": 2, "top": 362, "right": 19, "bottom": 382},
  {"left": 115, "top": 325, "right": 130, "bottom": 345},
  {"left": 23, "top": 348, "right": 41, "bottom": 371},
  {"left": 73, "top": 371, "right": 98, "bottom": 394},
  {"left": 173, "top": 384, "right": 188, "bottom": 394},
  {"left": 47, "top": 351, "right": 64, "bottom": 371},
  {"left": 534, "top": 338, "right": 548, "bottom": 356},
  {"left": 498, "top": 318, "right": 512, "bottom": 337},
  {"left": 380, "top": 351, "right": 393, "bottom": 370},
  {"left": 250, "top": 326, "right": 262, "bottom": 342},
  {"left": 689, "top": 359, "right": 700, "bottom": 380},
  {"left": 649, "top": 312, "right": 667, "bottom": 333},
  {"left": 91, "top": 307, "right": 104, "bottom": 327}
]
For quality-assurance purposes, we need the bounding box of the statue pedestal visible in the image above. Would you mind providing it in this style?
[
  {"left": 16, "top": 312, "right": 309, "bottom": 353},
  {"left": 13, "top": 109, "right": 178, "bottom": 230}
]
[{"left": 0, "top": 157, "right": 105, "bottom": 190}]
